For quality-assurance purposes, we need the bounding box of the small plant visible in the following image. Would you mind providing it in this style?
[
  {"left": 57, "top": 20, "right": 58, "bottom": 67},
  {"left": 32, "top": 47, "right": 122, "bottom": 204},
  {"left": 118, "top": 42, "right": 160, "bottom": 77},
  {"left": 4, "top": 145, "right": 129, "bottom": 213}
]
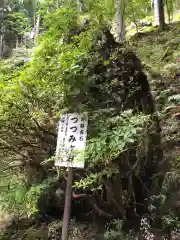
[
  {"left": 104, "top": 219, "right": 136, "bottom": 240},
  {"left": 104, "top": 230, "right": 124, "bottom": 240},
  {"left": 163, "top": 63, "right": 179, "bottom": 76},
  {"left": 104, "top": 220, "right": 125, "bottom": 240}
]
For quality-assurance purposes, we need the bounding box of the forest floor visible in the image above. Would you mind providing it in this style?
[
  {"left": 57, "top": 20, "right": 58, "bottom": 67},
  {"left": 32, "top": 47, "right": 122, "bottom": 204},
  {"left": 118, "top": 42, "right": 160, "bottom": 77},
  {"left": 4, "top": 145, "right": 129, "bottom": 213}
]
[
  {"left": 1, "top": 22, "right": 180, "bottom": 239},
  {"left": 131, "top": 22, "right": 180, "bottom": 163}
]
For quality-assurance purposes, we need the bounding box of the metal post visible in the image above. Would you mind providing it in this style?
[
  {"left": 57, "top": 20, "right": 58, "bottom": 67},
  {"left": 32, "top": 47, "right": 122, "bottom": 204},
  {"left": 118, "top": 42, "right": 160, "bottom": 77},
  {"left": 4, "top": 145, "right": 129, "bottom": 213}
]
[{"left": 61, "top": 167, "right": 73, "bottom": 240}]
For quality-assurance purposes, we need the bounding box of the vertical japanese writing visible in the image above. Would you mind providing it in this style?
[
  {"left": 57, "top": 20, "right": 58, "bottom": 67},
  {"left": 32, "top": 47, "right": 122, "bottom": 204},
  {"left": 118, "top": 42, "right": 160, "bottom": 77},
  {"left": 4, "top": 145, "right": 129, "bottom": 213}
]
[{"left": 79, "top": 115, "right": 86, "bottom": 142}]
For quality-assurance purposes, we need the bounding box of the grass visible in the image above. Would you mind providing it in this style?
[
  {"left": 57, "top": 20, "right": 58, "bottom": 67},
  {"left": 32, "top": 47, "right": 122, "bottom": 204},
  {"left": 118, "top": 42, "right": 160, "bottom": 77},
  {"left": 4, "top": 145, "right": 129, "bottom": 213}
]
[
  {"left": 130, "top": 21, "right": 180, "bottom": 72},
  {"left": 129, "top": 20, "right": 180, "bottom": 176}
]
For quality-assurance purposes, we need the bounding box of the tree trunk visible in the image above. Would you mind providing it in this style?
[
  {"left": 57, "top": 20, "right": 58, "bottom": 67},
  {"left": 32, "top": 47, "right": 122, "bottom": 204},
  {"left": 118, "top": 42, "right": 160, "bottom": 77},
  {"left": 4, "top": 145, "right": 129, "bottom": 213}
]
[
  {"left": 154, "top": 0, "right": 165, "bottom": 30},
  {"left": 33, "top": 0, "right": 36, "bottom": 29},
  {"left": 78, "top": 0, "right": 87, "bottom": 12},
  {"left": 16, "top": 37, "right": 19, "bottom": 48},
  {"left": 35, "top": 14, "right": 41, "bottom": 37},
  {"left": 0, "top": 34, "right": 3, "bottom": 58},
  {"left": 57, "top": 0, "right": 59, "bottom": 8},
  {"left": 115, "top": 0, "right": 126, "bottom": 42}
]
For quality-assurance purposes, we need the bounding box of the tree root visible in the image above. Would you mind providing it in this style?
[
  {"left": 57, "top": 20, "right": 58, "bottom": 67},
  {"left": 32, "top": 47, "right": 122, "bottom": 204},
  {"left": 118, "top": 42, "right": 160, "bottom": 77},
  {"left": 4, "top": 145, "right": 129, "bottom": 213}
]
[{"left": 103, "top": 179, "right": 126, "bottom": 220}]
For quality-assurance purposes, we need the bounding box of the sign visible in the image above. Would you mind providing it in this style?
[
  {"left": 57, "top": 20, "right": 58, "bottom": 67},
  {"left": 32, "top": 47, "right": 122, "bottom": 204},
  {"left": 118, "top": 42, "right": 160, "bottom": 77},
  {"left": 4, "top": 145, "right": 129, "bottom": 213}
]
[{"left": 55, "top": 113, "right": 88, "bottom": 168}]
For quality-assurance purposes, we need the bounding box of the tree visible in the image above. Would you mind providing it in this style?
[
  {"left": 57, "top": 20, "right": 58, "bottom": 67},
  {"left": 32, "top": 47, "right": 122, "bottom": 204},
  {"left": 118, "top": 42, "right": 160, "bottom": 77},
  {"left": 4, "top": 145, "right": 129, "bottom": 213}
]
[
  {"left": 154, "top": 0, "right": 165, "bottom": 30},
  {"left": 165, "top": 0, "right": 175, "bottom": 23},
  {"left": 125, "top": 0, "right": 152, "bottom": 35},
  {"left": 115, "top": 0, "right": 126, "bottom": 42},
  {"left": 0, "top": 0, "right": 30, "bottom": 54},
  {"left": 23, "top": 0, "right": 39, "bottom": 27}
]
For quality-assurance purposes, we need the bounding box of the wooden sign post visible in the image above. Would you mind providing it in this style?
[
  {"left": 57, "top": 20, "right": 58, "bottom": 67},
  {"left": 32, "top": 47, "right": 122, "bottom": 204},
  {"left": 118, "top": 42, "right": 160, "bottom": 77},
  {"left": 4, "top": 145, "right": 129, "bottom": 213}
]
[
  {"left": 61, "top": 167, "right": 73, "bottom": 240},
  {"left": 55, "top": 113, "right": 88, "bottom": 240}
]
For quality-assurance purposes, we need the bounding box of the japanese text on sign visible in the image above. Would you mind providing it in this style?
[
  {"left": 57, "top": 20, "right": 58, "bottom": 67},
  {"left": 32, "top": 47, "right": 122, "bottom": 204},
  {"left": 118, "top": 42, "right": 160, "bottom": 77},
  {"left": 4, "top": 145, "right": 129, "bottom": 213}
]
[{"left": 55, "top": 113, "right": 88, "bottom": 168}]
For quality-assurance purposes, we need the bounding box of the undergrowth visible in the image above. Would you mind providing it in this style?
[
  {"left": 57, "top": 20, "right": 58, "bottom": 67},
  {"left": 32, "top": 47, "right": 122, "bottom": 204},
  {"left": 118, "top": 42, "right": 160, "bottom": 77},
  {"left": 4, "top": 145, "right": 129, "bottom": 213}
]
[{"left": 130, "top": 21, "right": 180, "bottom": 234}]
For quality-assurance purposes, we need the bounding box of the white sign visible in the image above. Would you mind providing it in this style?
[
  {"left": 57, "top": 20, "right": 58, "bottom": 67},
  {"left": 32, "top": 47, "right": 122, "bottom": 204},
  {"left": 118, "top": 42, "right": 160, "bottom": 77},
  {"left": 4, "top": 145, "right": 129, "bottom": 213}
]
[{"left": 55, "top": 113, "right": 88, "bottom": 168}]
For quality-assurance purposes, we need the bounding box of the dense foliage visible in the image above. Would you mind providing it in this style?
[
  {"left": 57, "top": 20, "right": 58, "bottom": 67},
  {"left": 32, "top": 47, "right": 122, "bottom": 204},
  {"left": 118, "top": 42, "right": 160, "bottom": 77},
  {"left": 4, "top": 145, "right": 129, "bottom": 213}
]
[{"left": 0, "top": 0, "right": 180, "bottom": 239}]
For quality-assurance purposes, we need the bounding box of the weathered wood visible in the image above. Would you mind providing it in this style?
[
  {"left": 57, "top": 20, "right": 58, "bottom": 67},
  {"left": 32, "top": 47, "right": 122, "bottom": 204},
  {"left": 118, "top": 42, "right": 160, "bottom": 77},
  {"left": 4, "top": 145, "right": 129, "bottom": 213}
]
[{"left": 61, "top": 167, "right": 73, "bottom": 240}]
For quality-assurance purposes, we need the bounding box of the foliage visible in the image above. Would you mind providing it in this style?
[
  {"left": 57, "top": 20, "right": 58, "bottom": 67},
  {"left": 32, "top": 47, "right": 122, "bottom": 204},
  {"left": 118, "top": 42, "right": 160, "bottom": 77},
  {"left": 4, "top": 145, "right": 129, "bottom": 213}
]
[
  {"left": 125, "top": 0, "right": 151, "bottom": 24},
  {"left": 5, "top": 12, "right": 30, "bottom": 37},
  {"left": 0, "top": 0, "right": 180, "bottom": 238},
  {"left": 0, "top": 177, "right": 27, "bottom": 215},
  {"left": 131, "top": 19, "right": 180, "bottom": 237},
  {"left": 74, "top": 111, "right": 150, "bottom": 191},
  {"left": 0, "top": 175, "right": 57, "bottom": 217},
  {"left": 165, "top": 0, "right": 179, "bottom": 23},
  {"left": 0, "top": 0, "right": 31, "bottom": 58},
  {"left": 104, "top": 219, "right": 136, "bottom": 239},
  {"left": 104, "top": 230, "right": 124, "bottom": 240},
  {"left": 25, "top": 177, "right": 57, "bottom": 217}
]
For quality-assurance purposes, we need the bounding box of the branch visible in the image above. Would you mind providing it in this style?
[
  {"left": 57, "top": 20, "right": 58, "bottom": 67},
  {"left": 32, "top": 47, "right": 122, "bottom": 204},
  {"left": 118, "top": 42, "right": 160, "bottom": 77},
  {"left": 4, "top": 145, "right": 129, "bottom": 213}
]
[
  {"left": 0, "top": 141, "right": 29, "bottom": 160},
  {"left": 72, "top": 192, "right": 112, "bottom": 219},
  {"left": 33, "top": 118, "right": 56, "bottom": 137}
]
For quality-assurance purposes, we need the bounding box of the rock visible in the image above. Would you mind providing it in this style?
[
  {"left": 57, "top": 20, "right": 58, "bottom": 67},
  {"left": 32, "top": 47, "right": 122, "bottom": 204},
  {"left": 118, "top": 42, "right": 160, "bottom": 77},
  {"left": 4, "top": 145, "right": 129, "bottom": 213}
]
[
  {"left": 130, "top": 20, "right": 152, "bottom": 28},
  {"left": 138, "top": 20, "right": 152, "bottom": 27}
]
